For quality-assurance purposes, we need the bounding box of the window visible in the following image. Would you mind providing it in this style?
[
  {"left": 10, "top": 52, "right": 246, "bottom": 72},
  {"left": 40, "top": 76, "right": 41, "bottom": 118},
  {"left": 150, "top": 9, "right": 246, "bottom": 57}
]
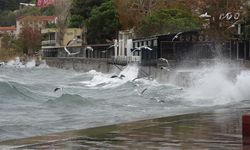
[
  {"left": 124, "top": 48, "right": 127, "bottom": 56},
  {"left": 141, "top": 41, "right": 144, "bottom": 46}
]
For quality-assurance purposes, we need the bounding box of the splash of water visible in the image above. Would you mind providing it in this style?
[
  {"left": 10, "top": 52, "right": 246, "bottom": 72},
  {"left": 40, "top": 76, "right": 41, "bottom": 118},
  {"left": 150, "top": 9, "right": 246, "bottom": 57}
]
[
  {"left": 6, "top": 57, "right": 24, "bottom": 68},
  {"left": 5, "top": 57, "right": 48, "bottom": 68},
  {"left": 81, "top": 64, "right": 139, "bottom": 88},
  {"left": 182, "top": 63, "right": 250, "bottom": 106},
  {"left": 25, "top": 59, "right": 36, "bottom": 68}
]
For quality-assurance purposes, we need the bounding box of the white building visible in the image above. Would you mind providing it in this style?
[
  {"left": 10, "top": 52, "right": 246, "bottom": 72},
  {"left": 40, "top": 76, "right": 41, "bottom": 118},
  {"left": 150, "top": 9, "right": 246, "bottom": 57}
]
[{"left": 114, "top": 30, "right": 140, "bottom": 63}]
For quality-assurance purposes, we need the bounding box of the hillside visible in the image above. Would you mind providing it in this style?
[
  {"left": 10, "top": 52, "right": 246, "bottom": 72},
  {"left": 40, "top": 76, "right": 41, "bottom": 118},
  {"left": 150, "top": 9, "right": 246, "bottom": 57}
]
[
  {"left": 0, "top": 0, "right": 34, "bottom": 11},
  {"left": 0, "top": 0, "right": 39, "bottom": 26}
]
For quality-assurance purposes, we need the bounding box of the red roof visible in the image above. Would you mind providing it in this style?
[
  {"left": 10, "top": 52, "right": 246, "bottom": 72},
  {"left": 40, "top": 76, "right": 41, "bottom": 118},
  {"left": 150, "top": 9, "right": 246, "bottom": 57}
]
[
  {"left": 0, "top": 27, "right": 16, "bottom": 31},
  {"left": 17, "top": 16, "right": 56, "bottom": 21}
]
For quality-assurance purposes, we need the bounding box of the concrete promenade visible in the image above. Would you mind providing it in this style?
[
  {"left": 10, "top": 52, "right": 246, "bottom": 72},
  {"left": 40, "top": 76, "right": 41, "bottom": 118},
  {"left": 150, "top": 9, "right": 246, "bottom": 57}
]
[{"left": 1, "top": 101, "right": 250, "bottom": 149}]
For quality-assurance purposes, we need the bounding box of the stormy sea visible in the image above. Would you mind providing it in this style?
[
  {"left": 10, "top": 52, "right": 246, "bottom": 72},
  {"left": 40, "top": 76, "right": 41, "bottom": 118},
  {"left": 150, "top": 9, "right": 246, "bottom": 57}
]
[{"left": 1, "top": 58, "right": 250, "bottom": 143}]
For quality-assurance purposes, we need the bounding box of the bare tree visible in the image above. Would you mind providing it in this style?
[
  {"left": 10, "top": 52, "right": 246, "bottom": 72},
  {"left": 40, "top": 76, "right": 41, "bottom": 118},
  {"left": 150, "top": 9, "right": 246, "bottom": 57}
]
[
  {"left": 116, "top": 0, "right": 168, "bottom": 29},
  {"left": 54, "top": 0, "right": 72, "bottom": 46},
  {"left": 19, "top": 24, "right": 42, "bottom": 55}
]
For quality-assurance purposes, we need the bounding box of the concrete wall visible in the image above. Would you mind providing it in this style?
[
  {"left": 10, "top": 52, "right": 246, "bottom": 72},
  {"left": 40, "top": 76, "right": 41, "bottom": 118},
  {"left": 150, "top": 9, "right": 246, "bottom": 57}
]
[
  {"left": 44, "top": 57, "right": 200, "bottom": 85},
  {"left": 45, "top": 57, "right": 119, "bottom": 73},
  {"left": 44, "top": 57, "right": 170, "bottom": 83},
  {"left": 44, "top": 57, "right": 250, "bottom": 88}
]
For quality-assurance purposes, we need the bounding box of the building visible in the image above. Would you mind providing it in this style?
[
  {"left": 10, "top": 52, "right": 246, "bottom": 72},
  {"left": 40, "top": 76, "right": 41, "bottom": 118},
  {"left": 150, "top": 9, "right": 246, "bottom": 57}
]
[
  {"left": 42, "top": 28, "right": 250, "bottom": 68},
  {"left": 41, "top": 28, "right": 87, "bottom": 58},
  {"left": 36, "top": 0, "right": 55, "bottom": 8},
  {"left": 16, "top": 16, "right": 56, "bottom": 35},
  {"left": 112, "top": 30, "right": 139, "bottom": 64},
  {"left": 0, "top": 27, "right": 16, "bottom": 48},
  {"left": 0, "top": 27, "right": 16, "bottom": 35},
  {"left": 41, "top": 28, "right": 84, "bottom": 47}
]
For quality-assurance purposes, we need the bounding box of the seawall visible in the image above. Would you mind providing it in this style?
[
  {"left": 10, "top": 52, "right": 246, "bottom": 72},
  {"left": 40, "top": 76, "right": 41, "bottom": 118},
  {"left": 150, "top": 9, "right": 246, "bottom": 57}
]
[
  {"left": 45, "top": 57, "right": 117, "bottom": 73},
  {"left": 44, "top": 57, "right": 171, "bottom": 83},
  {"left": 44, "top": 57, "right": 167, "bottom": 78},
  {"left": 44, "top": 57, "right": 250, "bottom": 87}
]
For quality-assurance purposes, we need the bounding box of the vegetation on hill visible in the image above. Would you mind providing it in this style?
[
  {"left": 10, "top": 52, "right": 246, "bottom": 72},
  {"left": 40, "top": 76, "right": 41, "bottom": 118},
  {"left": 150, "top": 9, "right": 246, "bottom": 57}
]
[
  {"left": 0, "top": 0, "right": 34, "bottom": 12},
  {"left": 0, "top": 0, "right": 54, "bottom": 26},
  {"left": 136, "top": 8, "right": 201, "bottom": 37},
  {"left": 86, "top": 0, "right": 120, "bottom": 44}
]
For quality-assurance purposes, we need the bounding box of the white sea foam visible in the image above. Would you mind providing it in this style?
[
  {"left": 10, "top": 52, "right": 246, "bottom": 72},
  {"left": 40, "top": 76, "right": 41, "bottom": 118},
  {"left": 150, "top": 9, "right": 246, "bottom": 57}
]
[
  {"left": 182, "top": 63, "right": 250, "bottom": 106},
  {"left": 25, "top": 59, "right": 36, "bottom": 68},
  {"left": 81, "top": 64, "right": 139, "bottom": 88},
  {"left": 6, "top": 57, "right": 25, "bottom": 68},
  {"left": 5, "top": 57, "right": 45, "bottom": 68},
  {"left": 37, "top": 60, "right": 49, "bottom": 68}
]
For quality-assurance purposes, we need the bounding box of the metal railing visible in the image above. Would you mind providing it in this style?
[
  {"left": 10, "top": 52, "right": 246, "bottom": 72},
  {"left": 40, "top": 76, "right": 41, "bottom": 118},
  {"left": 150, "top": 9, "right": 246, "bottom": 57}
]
[
  {"left": 41, "top": 40, "right": 56, "bottom": 46},
  {"left": 110, "top": 56, "right": 141, "bottom": 65}
]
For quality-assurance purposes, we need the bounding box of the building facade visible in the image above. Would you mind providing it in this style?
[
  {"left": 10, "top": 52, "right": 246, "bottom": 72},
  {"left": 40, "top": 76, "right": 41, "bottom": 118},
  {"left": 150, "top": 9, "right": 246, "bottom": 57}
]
[{"left": 41, "top": 28, "right": 84, "bottom": 48}]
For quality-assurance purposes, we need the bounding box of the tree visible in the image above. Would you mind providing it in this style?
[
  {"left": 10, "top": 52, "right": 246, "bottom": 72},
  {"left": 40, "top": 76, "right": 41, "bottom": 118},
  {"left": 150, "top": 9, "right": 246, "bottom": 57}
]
[
  {"left": 40, "top": 5, "right": 55, "bottom": 16},
  {"left": 115, "top": 0, "right": 168, "bottom": 30},
  {"left": 0, "top": 0, "right": 33, "bottom": 12},
  {"left": 0, "top": 11, "right": 16, "bottom": 26},
  {"left": 86, "top": 0, "right": 121, "bottom": 44},
  {"left": 70, "top": 0, "right": 105, "bottom": 27},
  {"left": 1, "top": 33, "right": 12, "bottom": 49},
  {"left": 19, "top": 25, "right": 41, "bottom": 55},
  {"left": 69, "top": 15, "right": 84, "bottom": 28},
  {"left": 54, "top": 0, "right": 72, "bottom": 46},
  {"left": 198, "top": 0, "right": 243, "bottom": 41},
  {"left": 71, "top": 0, "right": 105, "bottom": 19},
  {"left": 136, "top": 8, "right": 201, "bottom": 37}
]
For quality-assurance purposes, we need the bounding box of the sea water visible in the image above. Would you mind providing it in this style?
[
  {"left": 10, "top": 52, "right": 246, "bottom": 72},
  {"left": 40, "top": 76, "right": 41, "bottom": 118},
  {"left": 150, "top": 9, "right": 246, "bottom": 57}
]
[{"left": 0, "top": 58, "right": 250, "bottom": 141}]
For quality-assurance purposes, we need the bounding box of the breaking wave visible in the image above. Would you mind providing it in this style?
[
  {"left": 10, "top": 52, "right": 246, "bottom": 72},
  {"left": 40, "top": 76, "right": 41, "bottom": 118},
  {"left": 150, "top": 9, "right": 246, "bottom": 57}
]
[
  {"left": 45, "top": 94, "right": 91, "bottom": 108},
  {"left": 1, "top": 61, "right": 250, "bottom": 141},
  {"left": 180, "top": 63, "right": 250, "bottom": 106},
  {"left": 81, "top": 64, "right": 139, "bottom": 88}
]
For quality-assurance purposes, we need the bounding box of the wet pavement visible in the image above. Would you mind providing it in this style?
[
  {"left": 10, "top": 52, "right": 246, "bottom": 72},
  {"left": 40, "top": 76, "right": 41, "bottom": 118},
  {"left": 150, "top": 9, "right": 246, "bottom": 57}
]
[{"left": 1, "top": 102, "right": 250, "bottom": 150}]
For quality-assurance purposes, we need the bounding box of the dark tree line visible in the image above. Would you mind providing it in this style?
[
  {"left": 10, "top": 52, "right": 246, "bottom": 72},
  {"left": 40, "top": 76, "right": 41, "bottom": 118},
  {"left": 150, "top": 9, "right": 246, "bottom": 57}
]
[
  {"left": 0, "top": 0, "right": 34, "bottom": 11},
  {"left": 0, "top": 0, "right": 54, "bottom": 26},
  {"left": 70, "top": 0, "right": 120, "bottom": 44}
]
